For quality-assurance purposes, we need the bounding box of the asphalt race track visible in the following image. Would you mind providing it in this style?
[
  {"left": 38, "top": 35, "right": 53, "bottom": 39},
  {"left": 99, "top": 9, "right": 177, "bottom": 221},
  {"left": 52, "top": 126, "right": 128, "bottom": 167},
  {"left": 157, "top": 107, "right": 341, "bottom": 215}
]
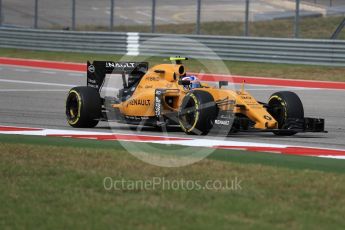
[{"left": 0, "top": 64, "right": 344, "bottom": 150}]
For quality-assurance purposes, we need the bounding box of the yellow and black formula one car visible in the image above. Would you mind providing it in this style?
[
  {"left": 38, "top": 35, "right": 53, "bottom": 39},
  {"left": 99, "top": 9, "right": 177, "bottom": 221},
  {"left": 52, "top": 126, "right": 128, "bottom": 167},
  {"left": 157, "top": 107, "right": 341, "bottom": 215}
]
[{"left": 66, "top": 57, "right": 325, "bottom": 136}]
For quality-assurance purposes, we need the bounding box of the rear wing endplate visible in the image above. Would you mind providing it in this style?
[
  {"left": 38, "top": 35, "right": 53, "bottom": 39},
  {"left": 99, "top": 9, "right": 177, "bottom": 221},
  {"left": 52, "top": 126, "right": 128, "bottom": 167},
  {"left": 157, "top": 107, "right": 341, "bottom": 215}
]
[{"left": 87, "top": 61, "right": 148, "bottom": 90}]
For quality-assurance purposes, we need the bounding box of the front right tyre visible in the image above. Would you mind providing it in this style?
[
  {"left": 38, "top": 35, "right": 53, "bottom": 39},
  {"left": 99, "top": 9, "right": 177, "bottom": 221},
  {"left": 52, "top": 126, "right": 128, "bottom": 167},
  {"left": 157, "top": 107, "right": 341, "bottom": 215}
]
[
  {"left": 66, "top": 86, "right": 101, "bottom": 128},
  {"left": 178, "top": 90, "right": 217, "bottom": 135}
]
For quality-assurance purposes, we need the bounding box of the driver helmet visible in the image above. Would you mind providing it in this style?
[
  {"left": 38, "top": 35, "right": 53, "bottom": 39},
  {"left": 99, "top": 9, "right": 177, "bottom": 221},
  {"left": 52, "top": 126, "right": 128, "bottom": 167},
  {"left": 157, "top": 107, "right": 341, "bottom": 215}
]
[{"left": 182, "top": 75, "right": 201, "bottom": 89}]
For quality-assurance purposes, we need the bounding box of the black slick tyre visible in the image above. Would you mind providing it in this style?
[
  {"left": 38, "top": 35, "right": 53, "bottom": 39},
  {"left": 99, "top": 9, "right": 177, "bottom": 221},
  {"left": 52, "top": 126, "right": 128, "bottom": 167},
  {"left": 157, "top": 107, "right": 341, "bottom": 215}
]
[
  {"left": 178, "top": 90, "right": 217, "bottom": 135},
  {"left": 66, "top": 86, "right": 101, "bottom": 128},
  {"left": 268, "top": 91, "right": 304, "bottom": 136}
]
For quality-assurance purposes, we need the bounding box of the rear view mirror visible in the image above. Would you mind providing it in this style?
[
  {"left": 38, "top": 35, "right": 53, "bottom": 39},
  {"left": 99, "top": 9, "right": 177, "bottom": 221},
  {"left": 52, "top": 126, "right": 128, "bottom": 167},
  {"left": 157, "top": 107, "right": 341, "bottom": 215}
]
[
  {"left": 178, "top": 80, "right": 191, "bottom": 86},
  {"left": 219, "top": 81, "right": 228, "bottom": 88}
]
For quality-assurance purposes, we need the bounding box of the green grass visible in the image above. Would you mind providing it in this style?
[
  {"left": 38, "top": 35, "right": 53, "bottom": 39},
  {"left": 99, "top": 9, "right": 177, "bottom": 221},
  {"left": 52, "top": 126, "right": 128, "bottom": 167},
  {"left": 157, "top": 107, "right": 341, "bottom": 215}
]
[
  {"left": 74, "top": 16, "right": 345, "bottom": 40},
  {"left": 1, "top": 48, "right": 345, "bottom": 82},
  {"left": 1, "top": 134, "right": 345, "bottom": 229}
]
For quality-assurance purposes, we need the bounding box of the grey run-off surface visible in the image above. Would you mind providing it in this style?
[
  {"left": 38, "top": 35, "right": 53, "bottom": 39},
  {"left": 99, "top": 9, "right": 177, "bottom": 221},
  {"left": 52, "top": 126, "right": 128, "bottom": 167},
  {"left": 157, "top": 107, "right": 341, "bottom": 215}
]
[{"left": 2, "top": 0, "right": 345, "bottom": 28}]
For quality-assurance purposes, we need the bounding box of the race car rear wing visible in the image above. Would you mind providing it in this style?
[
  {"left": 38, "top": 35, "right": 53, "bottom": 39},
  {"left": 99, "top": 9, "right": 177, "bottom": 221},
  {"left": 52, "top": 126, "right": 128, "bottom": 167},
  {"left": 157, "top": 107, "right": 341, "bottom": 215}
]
[{"left": 87, "top": 61, "right": 148, "bottom": 91}]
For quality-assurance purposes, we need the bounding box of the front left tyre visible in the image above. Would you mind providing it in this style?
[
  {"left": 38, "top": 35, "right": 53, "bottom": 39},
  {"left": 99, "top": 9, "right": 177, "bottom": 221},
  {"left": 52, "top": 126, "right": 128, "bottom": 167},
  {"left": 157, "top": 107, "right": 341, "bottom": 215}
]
[
  {"left": 268, "top": 91, "right": 304, "bottom": 136},
  {"left": 66, "top": 86, "right": 101, "bottom": 128}
]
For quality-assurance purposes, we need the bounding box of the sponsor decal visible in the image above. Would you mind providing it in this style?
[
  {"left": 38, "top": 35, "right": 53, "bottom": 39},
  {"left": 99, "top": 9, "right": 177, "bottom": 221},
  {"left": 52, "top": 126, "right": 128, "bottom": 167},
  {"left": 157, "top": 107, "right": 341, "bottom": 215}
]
[
  {"left": 106, "top": 62, "right": 136, "bottom": 68},
  {"left": 241, "top": 96, "right": 252, "bottom": 100},
  {"left": 264, "top": 115, "right": 272, "bottom": 120},
  {"left": 124, "top": 116, "right": 150, "bottom": 121},
  {"left": 215, "top": 119, "right": 230, "bottom": 126},
  {"left": 126, "top": 99, "right": 151, "bottom": 107},
  {"left": 87, "top": 78, "right": 97, "bottom": 84},
  {"left": 88, "top": 65, "right": 95, "bottom": 73},
  {"left": 155, "top": 90, "right": 163, "bottom": 96},
  {"left": 220, "top": 114, "right": 232, "bottom": 119},
  {"left": 87, "top": 78, "right": 98, "bottom": 88},
  {"left": 146, "top": 76, "right": 160, "bottom": 81},
  {"left": 155, "top": 96, "right": 162, "bottom": 117},
  {"left": 145, "top": 85, "right": 153, "bottom": 89},
  {"left": 248, "top": 105, "right": 261, "bottom": 108},
  {"left": 88, "top": 84, "right": 98, "bottom": 89}
]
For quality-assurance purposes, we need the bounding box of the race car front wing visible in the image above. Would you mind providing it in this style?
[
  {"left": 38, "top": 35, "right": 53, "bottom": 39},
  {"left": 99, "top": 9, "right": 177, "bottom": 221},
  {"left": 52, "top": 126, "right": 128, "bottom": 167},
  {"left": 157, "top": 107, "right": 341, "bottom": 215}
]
[{"left": 229, "top": 117, "right": 326, "bottom": 134}]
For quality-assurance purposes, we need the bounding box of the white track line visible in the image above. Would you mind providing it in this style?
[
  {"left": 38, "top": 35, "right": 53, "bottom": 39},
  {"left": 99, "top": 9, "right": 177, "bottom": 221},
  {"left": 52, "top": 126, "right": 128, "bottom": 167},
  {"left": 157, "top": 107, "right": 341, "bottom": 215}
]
[
  {"left": 0, "top": 64, "right": 83, "bottom": 73},
  {"left": 39, "top": 71, "right": 57, "bottom": 75},
  {"left": 0, "top": 79, "right": 75, "bottom": 87},
  {"left": 14, "top": 68, "right": 30, "bottom": 72},
  {"left": 67, "top": 73, "right": 84, "bottom": 77},
  {"left": 1, "top": 124, "right": 344, "bottom": 160}
]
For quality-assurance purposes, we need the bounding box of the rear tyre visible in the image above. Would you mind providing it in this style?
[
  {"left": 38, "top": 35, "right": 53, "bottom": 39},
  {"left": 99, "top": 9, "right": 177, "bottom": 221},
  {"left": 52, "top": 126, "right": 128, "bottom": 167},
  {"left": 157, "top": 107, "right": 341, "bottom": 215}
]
[
  {"left": 178, "top": 90, "right": 217, "bottom": 135},
  {"left": 66, "top": 86, "right": 101, "bottom": 128},
  {"left": 268, "top": 91, "right": 304, "bottom": 136}
]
